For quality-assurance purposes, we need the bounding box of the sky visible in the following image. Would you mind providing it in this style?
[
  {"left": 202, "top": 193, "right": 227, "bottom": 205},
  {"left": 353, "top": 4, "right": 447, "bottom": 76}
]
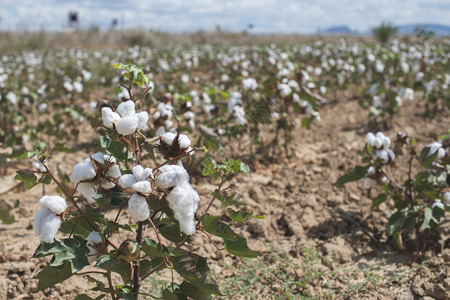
[{"left": 1, "top": 0, "right": 450, "bottom": 34}]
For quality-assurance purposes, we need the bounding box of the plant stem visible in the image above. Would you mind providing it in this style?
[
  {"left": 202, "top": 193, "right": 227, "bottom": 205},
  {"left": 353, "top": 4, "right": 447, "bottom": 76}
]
[{"left": 133, "top": 221, "right": 143, "bottom": 300}]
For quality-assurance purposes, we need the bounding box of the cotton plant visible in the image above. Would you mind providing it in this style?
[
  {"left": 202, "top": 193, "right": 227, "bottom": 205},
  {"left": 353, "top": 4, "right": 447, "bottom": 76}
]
[
  {"left": 337, "top": 131, "right": 450, "bottom": 251},
  {"left": 18, "top": 63, "right": 257, "bottom": 299}
]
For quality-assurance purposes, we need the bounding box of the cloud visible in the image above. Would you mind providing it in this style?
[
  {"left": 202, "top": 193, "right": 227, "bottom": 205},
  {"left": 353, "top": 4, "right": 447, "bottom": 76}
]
[{"left": 1, "top": 0, "right": 449, "bottom": 33}]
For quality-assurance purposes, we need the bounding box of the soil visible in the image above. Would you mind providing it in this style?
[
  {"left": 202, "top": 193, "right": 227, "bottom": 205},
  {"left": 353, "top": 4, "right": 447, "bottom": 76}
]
[{"left": 1, "top": 96, "right": 449, "bottom": 299}]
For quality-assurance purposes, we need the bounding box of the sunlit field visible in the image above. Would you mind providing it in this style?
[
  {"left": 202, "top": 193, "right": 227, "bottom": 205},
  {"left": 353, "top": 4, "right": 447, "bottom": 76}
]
[{"left": 0, "top": 30, "right": 449, "bottom": 299}]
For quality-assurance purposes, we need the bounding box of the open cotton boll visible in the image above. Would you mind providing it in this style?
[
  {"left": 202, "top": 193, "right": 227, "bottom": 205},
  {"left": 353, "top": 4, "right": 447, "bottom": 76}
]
[
  {"left": 178, "top": 134, "right": 191, "bottom": 148},
  {"left": 77, "top": 182, "right": 97, "bottom": 204},
  {"left": 40, "top": 213, "right": 62, "bottom": 243},
  {"left": 107, "top": 165, "right": 121, "bottom": 179},
  {"left": 132, "top": 181, "right": 152, "bottom": 195},
  {"left": 387, "top": 149, "right": 395, "bottom": 161},
  {"left": 132, "top": 165, "right": 153, "bottom": 182},
  {"left": 33, "top": 207, "right": 52, "bottom": 236},
  {"left": 117, "top": 100, "right": 136, "bottom": 117},
  {"left": 118, "top": 174, "right": 137, "bottom": 189},
  {"left": 156, "top": 165, "right": 189, "bottom": 188},
  {"left": 70, "top": 161, "right": 96, "bottom": 183},
  {"left": 39, "top": 195, "right": 67, "bottom": 214},
  {"left": 86, "top": 231, "right": 102, "bottom": 244},
  {"left": 116, "top": 115, "right": 139, "bottom": 135},
  {"left": 136, "top": 111, "right": 149, "bottom": 130},
  {"left": 101, "top": 107, "right": 120, "bottom": 129},
  {"left": 428, "top": 142, "right": 445, "bottom": 160},
  {"left": 376, "top": 150, "right": 389, "bottom": 164},
  {"left": 432, "top": 199, "right": 444, "bottom": 210},
  {"left": 102, "top": 181, "right": 116, "bottom": 190},
  {"left": 382, "top": 136, "right": 391, "bottom": 150},
  {"left": 128, "top": 193, "right": 149, "bottom": 222},
  {"left": 179, "top": 218, "right": 196, "bottom": 235},
  {"left": 161, "top": 132, "right": 176, "bottom": 144},
  {"left": 443, "top": 192, "right": 450, "bottom": 205},
  {"left": 32, "top": 157, "right": 47, "bottom": 172},
  {"left": 366, "top": 132, "right": 375, "bottom": 144}
]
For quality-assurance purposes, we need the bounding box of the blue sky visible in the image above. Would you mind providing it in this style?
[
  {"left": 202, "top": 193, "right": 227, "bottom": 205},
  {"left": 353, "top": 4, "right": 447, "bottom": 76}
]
[{"left": 1, "top": 0, "right": 450, "bottom": 33}]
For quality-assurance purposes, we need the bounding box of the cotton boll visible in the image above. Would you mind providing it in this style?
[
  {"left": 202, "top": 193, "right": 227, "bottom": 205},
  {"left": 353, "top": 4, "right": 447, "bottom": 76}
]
[
  {"left": 376, "top": 150, "right": 389, "bottom": 164},
  {"left": 443, "top": 192, "right": 450, "bottom": 205},
  {"left": 132, "top": 165, "right": 153, "bottom": 182},
  {"left": 178, "top": 134, "right": 191, "bottom": 148},
  {"left": 382, "top": 136, "right": 391, "bottom": 150},
  {"left": 371, "top": 137, "right": 382, "bottom": 149},
  {"left": 40, "top": 213, "right": 62, "bottom": 243},
  {"left": 101, "top": 107, "right": 120, "bottom": 129},
  {"left": 70, "top": 161, "right": 96, "bottom": 183},
  {"left": 118, "top": 174, "right": 137, "bottom": 189},
  {"left": 128, "top": 193, "right": 149, "bottom": 222},
  {"left": 155, "top": 126, "right": 166, "bottom": 136},
  {"left": 86, "top": 231, "right": 102, "bottom": 244},
  {"left": 39, "top": 195, "right": 67, "bottom": 214},
  {"left": 136, "top": 111, "right": 149, "bottom": 130},
  {"left": 428, "top": 142, "right": 445, "bottom": 160},
  {"left": 32, "top": 157, "right": 47, "bottom": 172},
  {"left": 116, "top": 115, "right": 139, "bottom": 135},
  {"left": 132, "top": 181, "right": 152, "bottom": 195},
  {"left": 432, "top": 200, "right": 444, "bottom": 210},
  {"left": 117, "top": 100, "right": 136, "bottom": 117},
  {"left": 90, "top": 152, "right": 105, "bottom": 163},
  {"left": 77, "top": 182, "right": 97, "bottom": 204},
  {"left": 107, "top": 165, "right": 121, "bottom": 179},
  {"left": 179, "top": 218, "right": 196, "bottom": 235},
  {"left": 102, "top": 181, "right": 116, "bottom": 190},
  {"left": 156, "top": 165, "right": 189, "bottom": 188},
  {"left": 161, "top": 132, "right": 176, "bottom": 144},
  {"left": 73, "top": 81, "right": 83, "bottom": 93},
  {"left": 33, "top": 207, "right": 52, "bottom": 236},
  {"left": 387, "top": 149, "right": 395, "bottom": 162},
  {"left": 366, "top": 132, "right": 375, "bottom": 145}
]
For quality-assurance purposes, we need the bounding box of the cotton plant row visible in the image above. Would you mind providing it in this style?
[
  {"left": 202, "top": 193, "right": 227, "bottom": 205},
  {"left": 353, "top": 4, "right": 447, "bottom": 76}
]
[
  {"left": 1, "top": 38, "right": 448, "bottom": 159},
  {"left": 15, "top": 64, "right": 260, "bottom": 299},
  {"left": 337, "top": 130, "right": 450, "bottom": 251}
]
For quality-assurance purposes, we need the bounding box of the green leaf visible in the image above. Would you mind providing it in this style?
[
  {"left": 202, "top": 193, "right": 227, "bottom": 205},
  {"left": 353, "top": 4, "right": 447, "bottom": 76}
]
[
  {"left": 59, "top": 216, "right": 93, "bottom": 238},
  {"left": 38, "top": 173, "right": 52, "bottom": 185},
  {"left": 202, "top": 157, "right": 217, "bottom": 179},
  {"left": 223, "top": 237, "right": 260, "bottom": 258},
  {"left": 35, "top": 261, "right": 73, "bottom": 290},
  {"left": 14, "top": 169, "right": 38, "bottom": 189},
  {"left": 227, "top": 208, "right": 254, "bottom": 222},
  {"left": 420, "top": 207, "right": 433, "bottom": 231},
  {"left": 386, "top": 210, "right": 406, "bottom": 236},
  {"left": 54, "top": 143, "right": 73, "bottom": 153},
  {"left": 419, "top": 146, "right": 439, "bottom": 169},
  {"left": 172, "top": 254, "right": 220, "bottom": 295},
  {"left": 141, "top": 238, "right": 166, "bottom": 257},
  {"left": 432, "top": 206, "right": 445, "bottom": 224},
  {"left": 239, "top": 162, "right": 250, "bottom": 174},
  {"left": 179, "top": 281, "right": 214, "bottom": 299},
  {"left": 335, "top": 165, "right": 370, "bottom": 186},
  {"left": 159, "top": 224, "right": 185, "bottom": 243},
  {"left": 372, "top": 194, "right": 388, "bottom": 208},
  {"left": 162, "top": 288, "right": 180, "bottom": 300},
  {"left": 200, "top": 214, "right": 237, "bottom": 239}
]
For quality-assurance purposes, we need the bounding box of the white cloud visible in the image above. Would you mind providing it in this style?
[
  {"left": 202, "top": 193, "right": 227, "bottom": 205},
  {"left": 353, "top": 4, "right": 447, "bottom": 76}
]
[{"left": 0, "top": 0, "right": 449, "bottom": 33}]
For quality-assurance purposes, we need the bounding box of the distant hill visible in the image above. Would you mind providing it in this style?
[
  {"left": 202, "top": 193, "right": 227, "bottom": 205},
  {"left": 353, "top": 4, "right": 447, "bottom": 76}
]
[
  {"left": 322, "top": 23, "right": 450, "bottom": 36},
  {"left": 397, "top": 24, "right": 450, "bottom": 36},
  {"left": 322, "top": 26, "right": 355, "bottom": 35}
]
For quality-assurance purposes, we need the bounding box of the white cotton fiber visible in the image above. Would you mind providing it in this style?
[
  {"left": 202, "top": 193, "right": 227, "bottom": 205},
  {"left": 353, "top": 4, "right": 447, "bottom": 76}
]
[
  {"left": 116, "top": 115, "right": 139, "bottom": 135},
  {"left": 376, "top": 150, "right": 389, "bottom": 164},
  {"left": 86, "top": 231, "right": 102, "bottom": 244},
  {"left": 101, "top": 107, "right": 120, "bottom": 129},
  {"left": 136, "top": 111, "right": 149, "bottom": 130},
  {"left": 119, "top": 174, "right": 137, "bottom": 189},
  {"left": 33, "top": 207, "right": 52, "bottom": 236},
  {"left": 39, "top": 195, "right": 67, "bottom": 214},
  {"left": 382, "top": 136, "right": 391, "bottom": 150},
  {"left": 107, "top": 165, "right": 121, "bottom": 179},
  {"left": 156, "top": 165, "right": 189, "bottom": 188},
  {"left": 102, "top": 181, "right": 116, "bottom": 190},
  {"left": 77, "top": 182, "right": 97, "bottom": 204},
  {"left": 178, "top": 134, "right": 191, "bottom": 148},
  {"left": 428, "top": 142, "right": 445, "bottom": 160},
  {"left": 132, "top": 165, "right": 153, "bottom": 182},
  {"left": 90, "top": 152, "right": 105, "bottom": 163},
  {"left": 179, "top": 218, "right": 196, "bottom": 235},
  {"left": 40, "top": 213, "right": 62, "bottom": 243},
  {"left": 128, "top": 193, "right": 149, "bottom": 222},
  {"left": 363, "top": 177, "right": 377, "bottom": 189},
  {"left": 161, "top": 132, "right": 176, "bottom": 145},
  {"left": 132, "top": 181, "right": 152, "bottom": 195},
  {"left": 70, "top": 161, "right": 96, "bottom": 183},
  {"left": 117, "top": 100, "right": 136, "bottom": 117}
]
